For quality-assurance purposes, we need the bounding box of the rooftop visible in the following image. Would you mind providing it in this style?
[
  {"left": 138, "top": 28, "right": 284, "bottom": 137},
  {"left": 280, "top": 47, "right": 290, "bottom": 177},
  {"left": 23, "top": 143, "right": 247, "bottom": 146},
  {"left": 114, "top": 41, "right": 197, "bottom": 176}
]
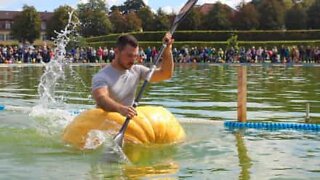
[{"left": 0, "top": 10, "right": 53, "bottom": 21}]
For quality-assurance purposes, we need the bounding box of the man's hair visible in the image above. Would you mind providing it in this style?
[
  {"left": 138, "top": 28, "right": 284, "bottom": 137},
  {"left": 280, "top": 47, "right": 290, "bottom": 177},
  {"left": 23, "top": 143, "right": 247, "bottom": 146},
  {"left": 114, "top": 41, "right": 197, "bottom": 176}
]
[{"left": 116, "top": 34, "right": 138, "bottom": 51}]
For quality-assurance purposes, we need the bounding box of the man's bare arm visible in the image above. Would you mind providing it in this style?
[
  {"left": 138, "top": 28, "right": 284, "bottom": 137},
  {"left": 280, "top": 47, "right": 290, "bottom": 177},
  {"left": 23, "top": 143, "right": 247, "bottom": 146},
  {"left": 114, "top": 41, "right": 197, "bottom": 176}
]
[
  {"left": 150, "top": 32, "right": 174, "bottom": 82},
  {"left": 92, "top": 87, "right": 137, "bottom": 118}
]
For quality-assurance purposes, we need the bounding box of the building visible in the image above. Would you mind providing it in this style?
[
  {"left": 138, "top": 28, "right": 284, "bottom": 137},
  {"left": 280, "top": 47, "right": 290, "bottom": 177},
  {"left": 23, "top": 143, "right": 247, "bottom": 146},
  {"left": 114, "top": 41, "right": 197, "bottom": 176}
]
[{"left": 0, "top": 10, "right": 53, "bottom": 42}]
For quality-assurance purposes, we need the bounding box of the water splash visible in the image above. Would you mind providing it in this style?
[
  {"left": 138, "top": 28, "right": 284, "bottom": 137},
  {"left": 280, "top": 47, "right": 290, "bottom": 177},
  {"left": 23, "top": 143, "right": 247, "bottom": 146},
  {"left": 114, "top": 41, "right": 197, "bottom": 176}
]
[
  {"left": 37, "top": 11, "right": 79, "bottom": 108},
  {"left": 84, "top": 130, "right": 107, "bottom": 149},
  {"left": 28, "top": 10, "right": 129, "bottom": 164},
  {"left": 31, "top": 108, "right": 75, "bottom": 135},
  {"left": 30, "top": 11, "right": 82, "bottom": 134}
]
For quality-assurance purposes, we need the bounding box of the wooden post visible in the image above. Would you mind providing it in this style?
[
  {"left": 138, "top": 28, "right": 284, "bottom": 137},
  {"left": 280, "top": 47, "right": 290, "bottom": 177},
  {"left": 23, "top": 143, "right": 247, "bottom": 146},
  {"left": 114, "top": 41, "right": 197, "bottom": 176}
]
[
  {"left": 305, "top": 103, "right": 310, "bottom": 122},
  {"left": 238, "top": 66, "right": 247, "bottom": 122}
]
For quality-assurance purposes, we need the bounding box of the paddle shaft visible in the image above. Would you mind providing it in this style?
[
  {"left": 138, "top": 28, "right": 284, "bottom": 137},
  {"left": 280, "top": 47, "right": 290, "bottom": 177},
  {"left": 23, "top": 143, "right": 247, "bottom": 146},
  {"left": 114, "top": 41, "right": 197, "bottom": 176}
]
[
  {"left": 115, "top": 43, "right": 168, "bottom": 143},
  {"left": 113, "top": 0, "right": 198, "bottom": 147}
]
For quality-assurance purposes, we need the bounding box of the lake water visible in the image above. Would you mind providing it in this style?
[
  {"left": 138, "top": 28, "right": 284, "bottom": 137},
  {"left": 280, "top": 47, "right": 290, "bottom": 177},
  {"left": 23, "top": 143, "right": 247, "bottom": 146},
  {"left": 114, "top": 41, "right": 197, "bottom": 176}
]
[{"left": 0, "top": 63, "right": 319, "bottom": 179}]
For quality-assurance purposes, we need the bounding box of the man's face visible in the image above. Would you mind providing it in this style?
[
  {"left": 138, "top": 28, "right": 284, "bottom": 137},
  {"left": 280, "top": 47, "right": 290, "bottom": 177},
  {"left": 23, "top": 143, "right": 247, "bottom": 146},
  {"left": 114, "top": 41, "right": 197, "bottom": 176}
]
[{"left": 116, "top": 45, "right": 139, "bottom": 70}]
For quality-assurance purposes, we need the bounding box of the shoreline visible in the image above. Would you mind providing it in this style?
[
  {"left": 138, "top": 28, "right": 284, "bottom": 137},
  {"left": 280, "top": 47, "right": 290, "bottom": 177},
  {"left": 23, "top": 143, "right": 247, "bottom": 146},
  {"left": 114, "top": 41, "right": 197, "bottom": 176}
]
[{"left": 0, "top": 62, "right": 320, "bottom": 68}]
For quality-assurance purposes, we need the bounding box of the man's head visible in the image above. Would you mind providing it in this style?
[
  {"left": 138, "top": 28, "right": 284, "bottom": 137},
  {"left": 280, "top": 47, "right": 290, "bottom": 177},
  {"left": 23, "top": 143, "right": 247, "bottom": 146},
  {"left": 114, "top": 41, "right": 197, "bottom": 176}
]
[{"left": 114, "top": 34, "right": 139, "bottom": 70}]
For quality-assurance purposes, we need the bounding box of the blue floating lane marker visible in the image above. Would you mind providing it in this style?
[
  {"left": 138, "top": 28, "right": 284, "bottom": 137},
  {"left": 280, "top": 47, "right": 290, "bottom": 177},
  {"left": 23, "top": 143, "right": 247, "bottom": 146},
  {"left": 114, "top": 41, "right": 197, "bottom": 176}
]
[
  {"left": 224, "top": 121, "right": 320, "bottom": 131},
  {"left": 68, "top": 110, "right": 82, "bottom": 115}
]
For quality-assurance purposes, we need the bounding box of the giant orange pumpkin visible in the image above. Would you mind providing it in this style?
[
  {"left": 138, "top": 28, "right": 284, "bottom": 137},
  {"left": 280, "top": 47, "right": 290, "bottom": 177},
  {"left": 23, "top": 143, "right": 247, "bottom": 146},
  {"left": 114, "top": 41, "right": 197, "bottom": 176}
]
[{"left": 63, "top": 106, "right": 186, "bottom": 149}]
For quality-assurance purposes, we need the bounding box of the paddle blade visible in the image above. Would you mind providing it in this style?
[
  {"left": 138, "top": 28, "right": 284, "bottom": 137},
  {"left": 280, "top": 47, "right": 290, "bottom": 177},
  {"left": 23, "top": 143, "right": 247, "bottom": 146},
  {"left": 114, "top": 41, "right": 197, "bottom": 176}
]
[
  {"left": 171, "top": 0, "right": 198, "bottom": 33},
  {"left": 113, "top": 131, "right": 124, "bottom": 147},
  {"left": 104, "top": 141, "right": 130, "bottom": 164}
]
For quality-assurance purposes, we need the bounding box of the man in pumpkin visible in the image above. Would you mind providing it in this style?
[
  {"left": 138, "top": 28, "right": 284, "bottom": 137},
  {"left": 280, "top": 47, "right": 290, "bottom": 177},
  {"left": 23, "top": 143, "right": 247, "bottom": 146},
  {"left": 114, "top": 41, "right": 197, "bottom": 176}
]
[{"left": 91, "top": 33, "right": 174, "bottom": 118}]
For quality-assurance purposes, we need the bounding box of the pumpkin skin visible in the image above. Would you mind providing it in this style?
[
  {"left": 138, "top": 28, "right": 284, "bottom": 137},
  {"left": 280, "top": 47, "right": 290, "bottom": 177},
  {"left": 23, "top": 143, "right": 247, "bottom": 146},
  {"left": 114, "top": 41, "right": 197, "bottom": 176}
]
[{"left": 62, "top": 106, "right": 186, "bottom": 149}]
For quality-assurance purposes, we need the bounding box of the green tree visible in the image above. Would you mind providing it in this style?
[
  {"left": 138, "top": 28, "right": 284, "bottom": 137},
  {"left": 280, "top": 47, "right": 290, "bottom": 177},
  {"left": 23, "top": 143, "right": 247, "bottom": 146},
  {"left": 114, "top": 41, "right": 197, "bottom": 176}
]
[
  {"left": 307, "top": 0, "right": 320, "bottom": 29},
  {"left": 11, "top": 5, "right": 41, "bottom": 44},
  {"left": 110, "top": 5, "right": 121, "bottom": 13},
  {"left": 258, "top": 0, "right": 285, "bottom": 29},
  {"left": 82, "top": 0, "right": 108, "bottom": 12},
  {"left": 233, "top": 2, "right": 259, "bottom": 30},
  {"left": 282, "top": 0, "right": 295, "bottom": 10},
  {"left": 300, "top": 0, "right": 315, "bottom": 8},
  {"left": 109, "top": 8, "right": 127, "bottom": 33},
  {"left": 178, "top": 7, "right": 202, "bottom": 30},
  {"left": 152, "top": 8, "right": 170, "bottom": 31},
  {"left": 227, "top": 34, "right": 239, "bottom": 50},
  {"left": 125, "top": 12, "right": 142, "bottom": 32},
  {"left": 202, "top": 2, "right": 232, "bottom": 30},
  {"left": 111, "top": 0, "right": 146, "bottom": 14},
  {"left": 285, "top": 4, "right": 307, "bottom": 29},
  {"left": 123, "top": 0, "right": 146, "bottom": 13},
  {"left": 77, "top": 0, "right": 112, "bottom": 37},
  {"left": 46, "top": 5, "right": 74, "bottom": 40},
  {"left": 137, "top": 7, "right": 155, "bottom": 31},
  {"left": 252, "top": 0, "right": 314, "bottom": 8},
  {"left": 251, "top": 0, "right": 261, "bottom": 7}
]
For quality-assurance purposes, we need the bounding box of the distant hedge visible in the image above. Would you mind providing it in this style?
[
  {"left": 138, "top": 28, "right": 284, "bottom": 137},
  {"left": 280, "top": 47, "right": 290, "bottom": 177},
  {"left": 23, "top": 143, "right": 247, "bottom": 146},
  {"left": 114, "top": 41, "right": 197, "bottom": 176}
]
[
  {"left": 86, "top": 30, "right": 320, "bottom": 43},
  {"left": 88, "top": 40, "right": 320, "bottom": 49}
]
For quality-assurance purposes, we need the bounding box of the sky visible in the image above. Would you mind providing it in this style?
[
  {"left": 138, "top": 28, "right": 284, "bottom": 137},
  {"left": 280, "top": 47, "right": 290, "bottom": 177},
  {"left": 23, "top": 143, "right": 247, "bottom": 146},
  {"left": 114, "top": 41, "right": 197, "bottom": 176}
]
[{"left": 0, "top": 0, "right": 251, "bottom": 13}]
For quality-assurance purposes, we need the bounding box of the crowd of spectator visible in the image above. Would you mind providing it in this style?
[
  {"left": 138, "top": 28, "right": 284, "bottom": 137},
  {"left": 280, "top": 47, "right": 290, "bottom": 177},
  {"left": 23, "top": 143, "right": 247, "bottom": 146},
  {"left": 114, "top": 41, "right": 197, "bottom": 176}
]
[
  {"left": 1, "top": 44, "right": 320, "bottom": 64},
  {"left": 172, "top": 45, "right": 320, "bottom": 64},
  {"left": 0, "top": 45, "right": 53, "bottom": 63}
]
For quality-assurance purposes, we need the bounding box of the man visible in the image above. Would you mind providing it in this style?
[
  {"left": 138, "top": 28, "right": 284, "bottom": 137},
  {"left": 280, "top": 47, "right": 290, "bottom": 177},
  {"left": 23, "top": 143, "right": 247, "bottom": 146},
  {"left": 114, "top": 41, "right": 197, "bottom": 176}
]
[{"left": 92, "top": 33, "right": 174, "bottom": 119}]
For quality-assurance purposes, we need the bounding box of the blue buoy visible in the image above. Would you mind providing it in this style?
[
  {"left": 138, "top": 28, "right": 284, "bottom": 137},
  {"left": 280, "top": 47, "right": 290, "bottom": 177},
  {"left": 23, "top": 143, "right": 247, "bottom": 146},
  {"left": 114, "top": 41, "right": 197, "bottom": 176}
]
[{"left": 224, "top": 121, "right": 320, "bottom": 132}]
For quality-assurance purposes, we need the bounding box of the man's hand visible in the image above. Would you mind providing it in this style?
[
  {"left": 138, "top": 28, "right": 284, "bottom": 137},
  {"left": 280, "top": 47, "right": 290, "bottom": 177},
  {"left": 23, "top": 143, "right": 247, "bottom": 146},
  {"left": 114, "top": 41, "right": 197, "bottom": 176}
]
[
  {"left": 149, "top": 32, "right": 175, "bottom": 82},
  {"left": 163, "top": 32, "right": 174, "bottom": 48},
  {"left": 93, "top": 87, "right": 137, "bottom": 118},
  {"left": 118, "top": 105, "right": 137, "bottom": 119}
]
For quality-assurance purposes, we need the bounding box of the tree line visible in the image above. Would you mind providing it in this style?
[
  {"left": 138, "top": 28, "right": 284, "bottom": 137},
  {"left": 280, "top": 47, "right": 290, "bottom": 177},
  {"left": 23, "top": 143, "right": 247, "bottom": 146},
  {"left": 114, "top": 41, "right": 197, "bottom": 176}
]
[{"left": 10, "top": 0, "right": 320, "bottom": 44}]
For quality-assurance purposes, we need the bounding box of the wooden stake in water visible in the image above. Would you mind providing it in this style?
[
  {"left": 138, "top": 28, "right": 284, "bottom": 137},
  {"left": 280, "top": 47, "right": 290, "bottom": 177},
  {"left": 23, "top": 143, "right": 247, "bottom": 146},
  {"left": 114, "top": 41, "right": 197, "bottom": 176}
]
[
  {"left": 237, "top": 66, "right": 247, "bottom": 122},
  {"left": 305, "top": 103, "right": 310, "bottom": 121}
]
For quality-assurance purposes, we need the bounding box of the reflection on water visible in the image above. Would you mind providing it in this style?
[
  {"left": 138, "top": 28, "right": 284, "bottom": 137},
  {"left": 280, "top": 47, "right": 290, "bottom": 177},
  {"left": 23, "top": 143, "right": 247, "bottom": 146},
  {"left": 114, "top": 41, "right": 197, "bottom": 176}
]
[
  {"left": 89, "top": 161, "right": 179, "bottom": 179},
  {"left": 235, "top": 130, "right": 252, "bottom": 180}
]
